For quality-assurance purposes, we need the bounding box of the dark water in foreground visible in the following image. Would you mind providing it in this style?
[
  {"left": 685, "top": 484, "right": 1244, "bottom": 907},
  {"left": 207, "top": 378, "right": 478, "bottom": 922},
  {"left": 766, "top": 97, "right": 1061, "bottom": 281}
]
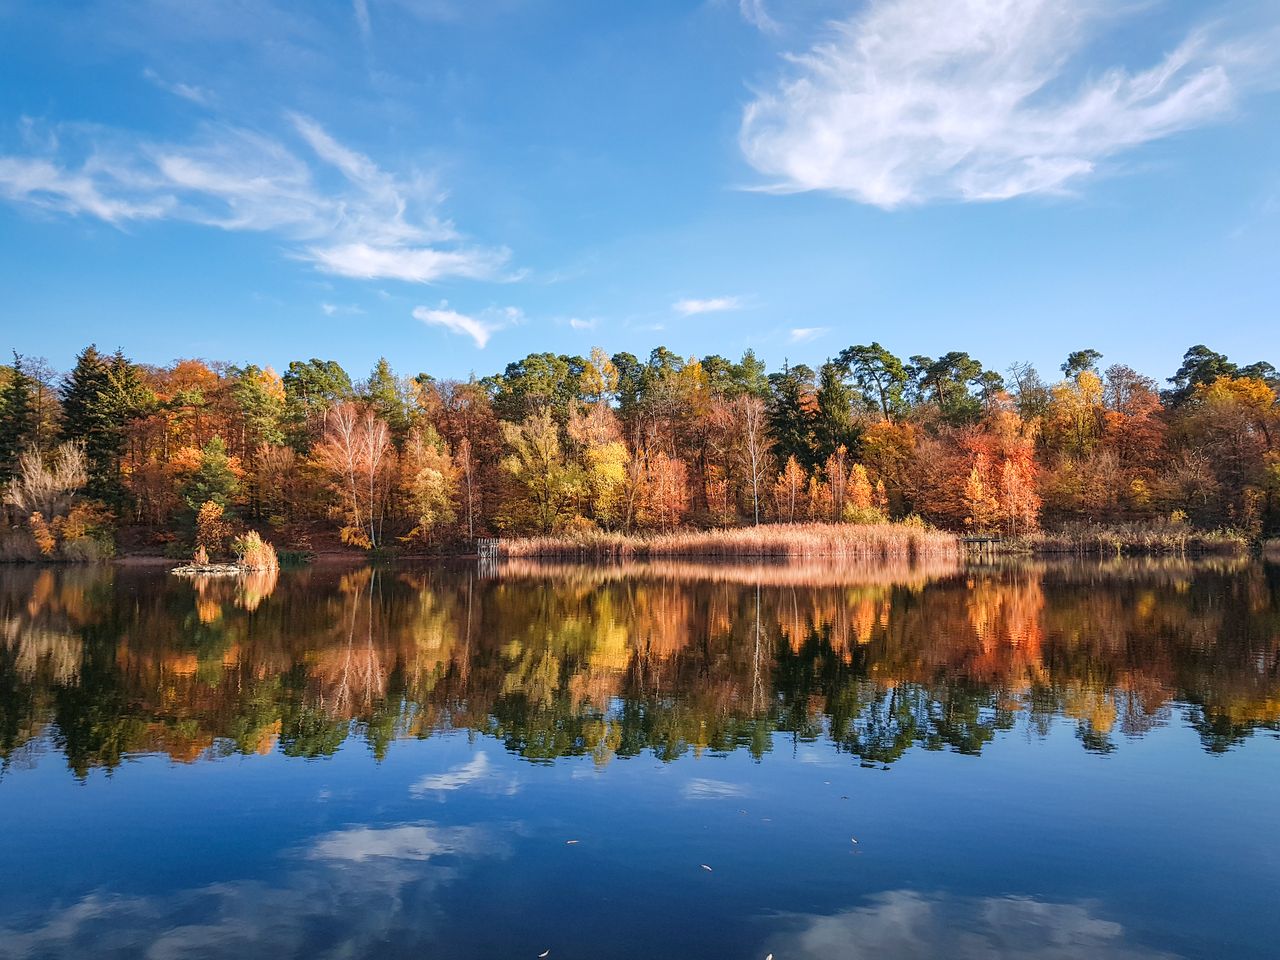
[{"left": 0, "top": 557, "right": 1278, "bottom": 959}]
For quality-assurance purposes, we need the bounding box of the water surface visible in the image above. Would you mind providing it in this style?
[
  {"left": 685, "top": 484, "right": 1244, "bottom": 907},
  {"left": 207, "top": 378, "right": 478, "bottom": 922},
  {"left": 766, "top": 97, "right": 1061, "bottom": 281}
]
[{"left": 1, "top": 557, "right": 1278, "bottom": 959}]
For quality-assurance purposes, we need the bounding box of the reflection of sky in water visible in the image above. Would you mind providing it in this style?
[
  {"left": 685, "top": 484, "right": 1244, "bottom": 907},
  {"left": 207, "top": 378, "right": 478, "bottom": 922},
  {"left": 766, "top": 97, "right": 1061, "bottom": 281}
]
[
  {"left": 0, "top": 819, "right": 507, "bottom": 959},
  {"left": 1, "top": 562, "right": 1279, "bottom": 958},
  {"left": 2, "top": 722, "right": 1278, "bottom": 959},
  {"left": 775, "top": 891, "right": 1180, "bottom": 960}
]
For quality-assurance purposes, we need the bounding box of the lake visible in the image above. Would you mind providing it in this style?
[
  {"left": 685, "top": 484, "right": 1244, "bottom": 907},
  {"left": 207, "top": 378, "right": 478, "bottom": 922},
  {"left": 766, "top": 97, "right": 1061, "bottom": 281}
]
[{"left": 0, "top": 557, "right": 1277, "bottom": 959}]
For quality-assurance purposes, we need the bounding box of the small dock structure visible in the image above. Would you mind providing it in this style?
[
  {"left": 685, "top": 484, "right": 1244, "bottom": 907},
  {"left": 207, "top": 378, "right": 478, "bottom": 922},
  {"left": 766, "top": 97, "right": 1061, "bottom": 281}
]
[
  {"left": 475, "top": 537, "right": 500, "bottom": 560},
  {"left": 961, "top": 535, "right": 1003, "bottom": 555}
]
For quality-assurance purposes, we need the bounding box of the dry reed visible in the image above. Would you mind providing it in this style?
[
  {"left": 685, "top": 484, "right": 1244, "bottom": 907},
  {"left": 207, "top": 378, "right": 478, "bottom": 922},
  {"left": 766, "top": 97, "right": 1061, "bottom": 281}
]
[
  {"left": 1012, "top": 522, "right": 1251, "bottom": 556},
  {"left": 499, "top": 522, "right": 959, "bottom": 562}
]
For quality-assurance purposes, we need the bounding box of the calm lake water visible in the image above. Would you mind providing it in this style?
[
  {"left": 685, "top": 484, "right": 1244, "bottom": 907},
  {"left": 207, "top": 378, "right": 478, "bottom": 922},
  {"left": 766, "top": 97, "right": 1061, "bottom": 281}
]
[{"left": 1, "top": 556, "right": 1278, "bottom": 959}]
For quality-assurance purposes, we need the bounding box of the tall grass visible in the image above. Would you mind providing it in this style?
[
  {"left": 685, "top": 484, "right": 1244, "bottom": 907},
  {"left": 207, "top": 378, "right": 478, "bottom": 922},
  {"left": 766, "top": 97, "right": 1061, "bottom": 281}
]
[
  {"left": 1011, "top": 521, "right": 1251, "bottom": 556},
  {"left": 231, "top": 530, "right": 280, "bottom": 571},
  {"left": 499, "top": 522, "right": 959, "bottom": 562}
]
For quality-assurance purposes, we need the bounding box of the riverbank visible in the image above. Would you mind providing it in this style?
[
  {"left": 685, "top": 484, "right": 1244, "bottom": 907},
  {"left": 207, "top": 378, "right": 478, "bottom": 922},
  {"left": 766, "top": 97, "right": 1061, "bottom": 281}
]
[
  {"left": 498, "top": 521, "right": 1265, "bottom": 562},
  {"left": 1004, "top": 522, "right": 1253, "bottom": 556}
]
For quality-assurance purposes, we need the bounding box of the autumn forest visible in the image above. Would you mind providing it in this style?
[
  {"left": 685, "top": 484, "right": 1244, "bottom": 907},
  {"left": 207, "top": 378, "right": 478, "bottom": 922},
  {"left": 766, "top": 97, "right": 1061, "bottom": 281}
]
[{"left": 0, "top": 341, "right": 1277, "bottom": 561}]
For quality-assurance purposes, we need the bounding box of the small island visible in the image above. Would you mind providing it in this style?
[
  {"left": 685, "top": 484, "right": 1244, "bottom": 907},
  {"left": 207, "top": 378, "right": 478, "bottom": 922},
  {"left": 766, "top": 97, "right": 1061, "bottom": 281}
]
[{"left": 170, "top": 529, "right": 279, "bottom": 577}]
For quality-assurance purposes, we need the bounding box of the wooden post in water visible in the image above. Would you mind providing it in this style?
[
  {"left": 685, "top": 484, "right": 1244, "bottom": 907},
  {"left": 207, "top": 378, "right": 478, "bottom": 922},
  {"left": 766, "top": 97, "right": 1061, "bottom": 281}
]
[
  {"left": 961, "top": 535, "right": 1002, "bottom": 557},
  {"left": 475, "top": 537, "right": 500, "bottom": 577}
]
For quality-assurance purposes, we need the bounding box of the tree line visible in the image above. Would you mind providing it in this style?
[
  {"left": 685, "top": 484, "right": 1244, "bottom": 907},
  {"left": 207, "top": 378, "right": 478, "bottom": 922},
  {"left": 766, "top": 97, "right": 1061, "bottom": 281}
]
[{"left": 0, "top": 341, "right": 1277, "bottom": 557}]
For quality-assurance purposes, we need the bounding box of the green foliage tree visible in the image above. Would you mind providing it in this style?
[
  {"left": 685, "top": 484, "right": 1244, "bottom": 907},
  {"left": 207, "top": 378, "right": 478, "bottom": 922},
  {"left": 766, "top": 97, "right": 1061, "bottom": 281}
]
[
  {"left": 836, "top": 342, "right": 908, "bottom": 420},
  {"left": 0, "top": 352, "right": 37, "bottom": 484},
  {"left": 363, "top": 357, "right": 413, "bottom": 442},
  {"left": 813, "top": 361, "right": 858, "bottom": 464},
  {"left": 61, "top": 347, "right": 151, "bottom": 504},
  {"left": 909, "top": 352, "right": 995, "bottom": 423},
  {"left": 181, "top": 437, "right": 240, "bottom": 515},
  {"left": 282, "top": 358, "right": 353, "bottom": 447},
  {"left": 767, "top": 362, "right": 818, "bottom": 470},
  {"left": 230, "top": 364, "right": 286, "bottom": 450},
  {"left": 499, "top": 409, "right": 583, "bottom": 532},
  {"left": 1061, "top": 349, "right": 1103, "bottom": 379},
  {"left": 1165, "top": 345, "right": 1237, "bottom": 406}
]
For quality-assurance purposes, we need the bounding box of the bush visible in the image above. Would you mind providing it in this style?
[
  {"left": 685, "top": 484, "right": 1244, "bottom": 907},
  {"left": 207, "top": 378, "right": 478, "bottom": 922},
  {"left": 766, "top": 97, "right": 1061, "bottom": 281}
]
[
  {"left": 195, "top": 501, "right": 230, "bottom": 558},
  {"left": 231, "top": 530, "right": 279, "bottom": 570}
]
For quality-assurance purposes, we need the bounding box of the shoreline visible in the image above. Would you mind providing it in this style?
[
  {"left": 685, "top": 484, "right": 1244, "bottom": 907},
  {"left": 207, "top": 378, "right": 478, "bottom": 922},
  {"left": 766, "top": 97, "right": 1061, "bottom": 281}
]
[{"left": 1, "top": 524, "right": 1272, "bottom": 567}]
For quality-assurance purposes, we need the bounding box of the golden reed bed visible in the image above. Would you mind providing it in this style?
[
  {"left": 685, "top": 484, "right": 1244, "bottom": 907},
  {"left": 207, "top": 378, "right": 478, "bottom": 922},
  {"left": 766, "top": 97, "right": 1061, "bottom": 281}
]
[{"left": 498, "top": 522, "right": 960, "bottom": 562}]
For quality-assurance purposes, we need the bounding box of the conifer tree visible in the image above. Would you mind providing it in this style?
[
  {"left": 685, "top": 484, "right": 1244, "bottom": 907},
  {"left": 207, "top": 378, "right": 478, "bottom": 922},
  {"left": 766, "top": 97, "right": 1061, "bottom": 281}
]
[{"left": 0, "top": 352, "right": 37, "bottom": 484}]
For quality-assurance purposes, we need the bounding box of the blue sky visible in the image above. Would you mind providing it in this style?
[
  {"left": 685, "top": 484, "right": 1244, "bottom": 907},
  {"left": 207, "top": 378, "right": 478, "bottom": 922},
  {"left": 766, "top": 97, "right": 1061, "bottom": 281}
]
[{"left": 1, "top": 0, "right": 1277, "bottom": 383}]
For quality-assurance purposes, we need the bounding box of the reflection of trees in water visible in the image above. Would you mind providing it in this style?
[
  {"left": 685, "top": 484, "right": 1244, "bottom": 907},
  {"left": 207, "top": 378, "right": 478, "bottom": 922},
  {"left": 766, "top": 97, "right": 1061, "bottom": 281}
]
[{"left": 1, "top": 558, "right": 1277, "bottom": 777}]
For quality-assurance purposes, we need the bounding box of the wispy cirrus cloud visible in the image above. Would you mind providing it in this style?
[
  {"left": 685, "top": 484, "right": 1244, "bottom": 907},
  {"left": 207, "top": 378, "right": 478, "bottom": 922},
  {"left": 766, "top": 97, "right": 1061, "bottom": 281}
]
[
  {"left": 142, "top": 68, "right": 213, "bottom": 106},
  {"left": 738, "top": 0, "right": 779, "bottom": 35},
  {"left": 789, "top": 326, "right": 828, "bottom": 344},
  {"left": 412, "top": 302, "right": 520, "bottom": 348},
  {"left": 741, "top": 0, "right": 1268, "bottom": 207},
  {"left": 673, "top": 295, "right": 742, "bottom": 316},
  {"left": 0, "top": 113, "right": 508, "bottom": 284},
  {"left": 320, "top": 301, "right": 364, "bottom": 316}
]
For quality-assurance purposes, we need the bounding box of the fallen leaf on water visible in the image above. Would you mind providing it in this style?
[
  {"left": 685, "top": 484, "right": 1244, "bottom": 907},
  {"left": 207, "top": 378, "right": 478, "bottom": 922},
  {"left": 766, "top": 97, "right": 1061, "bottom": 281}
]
[
  {"left": 565, "top": 840, "right": 579, "bottom": 845},
  {"left": 539, "top": 952, "right": 550, "bottom": 958},
  {"left": 701, "top": 864, "right": 713, "bottom": 871},
  {"left": 850, "top": 838, "right": 859, "bottom": 844},
  {"left": 766, "top": 954, "right": 773, "bottom": 960}
]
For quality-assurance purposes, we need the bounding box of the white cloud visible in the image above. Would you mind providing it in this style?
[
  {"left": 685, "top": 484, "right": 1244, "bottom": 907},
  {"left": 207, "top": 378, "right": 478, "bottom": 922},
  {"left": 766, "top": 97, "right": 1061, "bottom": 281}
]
[
  {"left": 739, "top": 0, "right": 779, "bottom": 35},
  {"left": 0, "top": 114, "right": 508, "bottom": 283},
  {"left": 0, "top": 155, "right": 174, "bottom": 222},
  {"left": 413, "top": 302, "right": 520, "bottom": 348},
  {"left": 143, "top": 68, "right": 213, "bottom": 105},
  {"left": 310, "top": 242, "right": 505, "bottom": 283},
  {"left": 740, "top": 0, "right": 1258, "bottom": 207},
  {"left": 352, "top": 0, "right": 371, "bottom": 37},
  {"left": 789, "top": 326, "right": 827, "bottom": 343},
  {"left": 673, "top": 295, "right": 742, "bottom": 316},
  {"left": 320, "top": 301, "right": 364, "bottom": 316},
  {"left": 567, "top": 317, "right": 597, "bottom": 330}
]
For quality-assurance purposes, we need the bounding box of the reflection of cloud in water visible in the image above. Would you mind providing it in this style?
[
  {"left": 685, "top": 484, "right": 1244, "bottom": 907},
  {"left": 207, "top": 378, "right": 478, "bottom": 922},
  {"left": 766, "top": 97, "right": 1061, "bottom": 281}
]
[
  {"left": 309, "top": 822, "right": 480, "bottom": 862},
  {"left": 683, "top": 777, "right": 747, "bottom": 800},
  {"left": 774, "top": 890, "right": 1180, "bottom": 960},
  {"left": 410, "top": 752, "right": 520, "bottom": 797},
  {"left": 0, "top": 822, "right": 506, "bottom": 960}
]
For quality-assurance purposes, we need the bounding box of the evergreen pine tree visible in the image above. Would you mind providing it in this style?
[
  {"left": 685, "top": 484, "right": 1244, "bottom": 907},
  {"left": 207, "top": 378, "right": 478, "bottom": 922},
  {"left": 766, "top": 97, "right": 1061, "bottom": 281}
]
[
  {"left": 181, "top": 436, "right": 240, "bottom": 515},
  {"left": 61, "top": 346, "right": 150, "bottom": 504},
  {"left": 0, "top": 352, "right": 37, "bottom": 484},
  {"left": 363, "top": 357, "right": 412, "bottom": 441}
]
